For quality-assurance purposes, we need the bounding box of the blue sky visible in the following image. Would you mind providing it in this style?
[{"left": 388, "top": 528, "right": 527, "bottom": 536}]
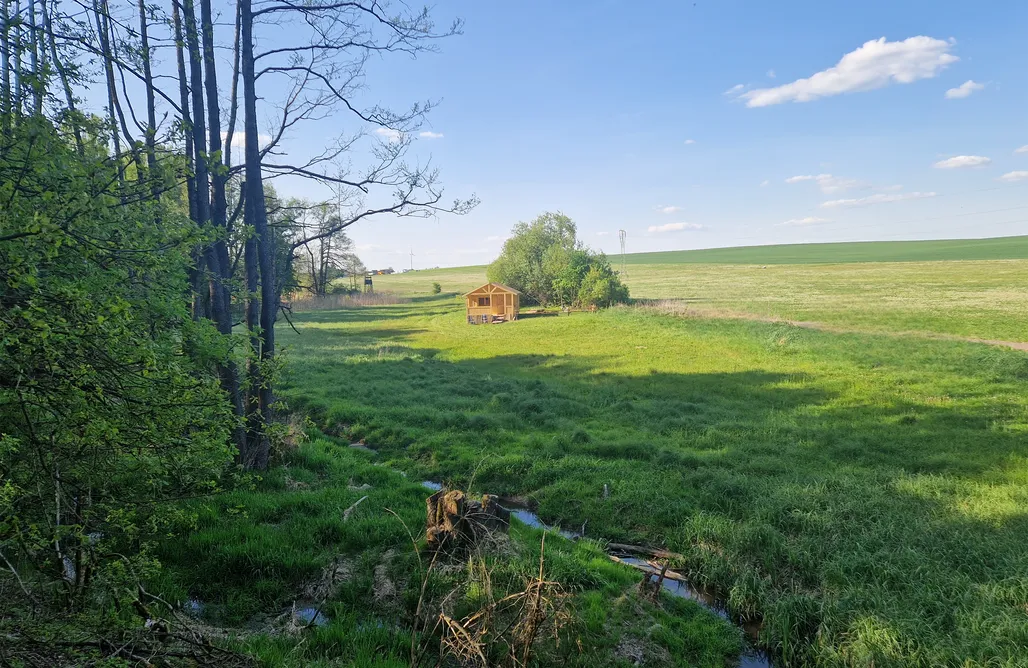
[
  {"left": 300, "top": 0, "right": 1025, "bottom": 269},
  {"left": 82, "top": 0, "right": 1028, "bottom": 269}
]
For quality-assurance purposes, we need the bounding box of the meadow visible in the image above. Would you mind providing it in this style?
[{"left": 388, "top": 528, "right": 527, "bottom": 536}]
[
  {"left": 153, "top": 437, "right": 741, "bottom": 667},
  {"left": 376, "top": 237, "right": 1028, "bottom": 341},
  {"left": 271, "top": 237, "right": 1028, "bottom": 667},
  {"left": 155, "top": 238, "right": 1028, "bottom": 667}
]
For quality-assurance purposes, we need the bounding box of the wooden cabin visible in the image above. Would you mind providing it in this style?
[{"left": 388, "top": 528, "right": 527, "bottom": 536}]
[{"left": 464, "top": 283, "right": 520, "bottom": 324}]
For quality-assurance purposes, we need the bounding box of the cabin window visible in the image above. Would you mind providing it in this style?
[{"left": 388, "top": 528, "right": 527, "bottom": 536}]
[{"left": 478, "top": 297, "right": 491, "bottom": 306}]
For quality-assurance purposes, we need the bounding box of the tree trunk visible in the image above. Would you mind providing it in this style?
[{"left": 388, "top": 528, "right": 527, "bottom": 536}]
[
  {"left": 171, "top": 0, "right": 204, "bottom": 317},
  {"left": 182, "top": 0, "right": 247, "bottom": 457},
  {"left": 137, "top": 0, "right": 158, "bottom": 195},
  {"left": 243, "top": 182, "right": 263, "bottom": 466},
  {"left": 12, "top": 0, "right": 21, "bottom": 118},
  {"left": 41, "top": 0, "right": 83, "bottom": 152},
  {"left": 171, "top": 0, "right": 196, "bottom": 222},
  {"left": 224, "top": 0, "right": 241, "bottom": 168},
  {"left": 92, "top": 0, "right": 124, "bottom": 191},
  {"left": 1, "top": 0, "right": 10, "bottom": 131},
  {"left": 27, "top": 0, "right": 40, "bottom": 113},
  {"left": 241, "top": 0, "right": 274, "bottom": 470},
  {"left": 199, "top": 0, "right": 232, "bottom": 326},
  {"left": 99, "top": 0, "right": 141, "bottom": 166}
]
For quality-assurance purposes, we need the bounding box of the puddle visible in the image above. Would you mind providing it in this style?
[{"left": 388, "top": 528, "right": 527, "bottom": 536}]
[
  {"left": 184, "top": 597, "right": 205, "bottom": 617},
  {"left": 421, "top": 480, "right": 443, "bottom": 492},
  {"left": 294, "top": 605, "right": 329, "bottom": 627},
  {"left": 739, "top": 651, "right": 773, "bottom": 668}
]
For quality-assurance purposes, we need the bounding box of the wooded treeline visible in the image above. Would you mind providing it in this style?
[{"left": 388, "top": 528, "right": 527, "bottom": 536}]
[{"left": 0, "top": 0, "right": 471, "bottom": 609}]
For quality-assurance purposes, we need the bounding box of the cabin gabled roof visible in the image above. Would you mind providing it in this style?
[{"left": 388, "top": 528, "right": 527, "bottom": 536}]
[{"left": 463, "top": 282, "right": 522, "bottom": 297}]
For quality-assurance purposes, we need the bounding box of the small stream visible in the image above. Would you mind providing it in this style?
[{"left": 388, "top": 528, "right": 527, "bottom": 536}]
[
  {"left": 294, "top": 605, "right": 330, "bottom": 627},
  {"left": 421, "top": 481, "right": 772, "bottom": 668}
]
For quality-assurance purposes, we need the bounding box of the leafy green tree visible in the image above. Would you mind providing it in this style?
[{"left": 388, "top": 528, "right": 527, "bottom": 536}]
[
  {"left": 0, "top": 116, "right": 235, "bottom": 603},
  {"left": 488, "top": 212, "right": 628, "bottom": 307},
  {"left": 549, "top": 248, "right": 592, "bottom": 308},
  {"left": 488, "top": 212, "right": 579, "bottom": 305},
  {"left": 578, "top": 256, "right": 630, "bottom": 307}
]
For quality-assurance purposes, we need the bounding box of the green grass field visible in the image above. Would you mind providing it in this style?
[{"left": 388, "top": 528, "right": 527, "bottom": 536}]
[
  {"left": 274, "top": 297, "right": 1028, "bottom": 666},
  {"left": 156, "top": 237, "right": 1028, "bottom": 667},
  {"left": 275, "top": 238, "right": 1028, "bottom": 666},
  {"left": 375, "top": 237, "right": 1028, "bottom": 342},
  {"left": 618, "top": 235, "right": 1028, "bottom": 265},
  {"left": 154, "top": 437, "right": 742, "bottom": 667}
]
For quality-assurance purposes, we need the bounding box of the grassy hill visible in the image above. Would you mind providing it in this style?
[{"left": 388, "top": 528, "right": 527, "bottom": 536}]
[{"left": 620, "top": 235, "right": 1028, "bottom": 265}]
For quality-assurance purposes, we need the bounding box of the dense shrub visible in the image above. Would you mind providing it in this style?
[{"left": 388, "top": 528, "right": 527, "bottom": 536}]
[
  {"left": 487, "top": 212, "right": 628, "bottom": 307},
  {"left": 0, "top": 117, "right": 235, "bottom": 602}
]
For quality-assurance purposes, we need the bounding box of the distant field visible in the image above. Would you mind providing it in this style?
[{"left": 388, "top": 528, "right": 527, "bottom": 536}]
[
  {"left": 620, "top": 235, "right": 1028, "bottom": 265},
  {"left": 372, "top": 237, "right": 1028, "bottom": 342}
]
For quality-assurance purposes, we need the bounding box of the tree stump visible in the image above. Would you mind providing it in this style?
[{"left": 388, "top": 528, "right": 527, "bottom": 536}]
[{"left": 426, "top": 490, "right": 511, "bottom": 553}]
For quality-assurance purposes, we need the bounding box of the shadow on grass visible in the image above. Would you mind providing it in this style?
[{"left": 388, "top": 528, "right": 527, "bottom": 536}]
[{"left": 278, "top": 318, "right": 1028, "bottom": 665}]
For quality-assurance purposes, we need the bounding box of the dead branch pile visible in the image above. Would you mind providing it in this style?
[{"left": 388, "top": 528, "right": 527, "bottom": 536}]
[{"left": 437, "top": 535, "right": 572, "bottom": 668}]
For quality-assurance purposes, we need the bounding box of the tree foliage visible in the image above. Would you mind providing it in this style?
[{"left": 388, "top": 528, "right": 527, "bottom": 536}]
[
  {"left": 0, "top": 0, "right": 471, "bottom": 612},
  {"left": 0, "top": 117, "right": 235, "bottom": 601},
  {"left": 488, "top": 213, "right": 629, "bottom": 307},
  {"left": 279, "top": 199, "right": 363, "bottom": 297}
]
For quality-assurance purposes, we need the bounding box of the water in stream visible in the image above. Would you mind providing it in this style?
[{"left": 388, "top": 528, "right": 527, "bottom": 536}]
[
  {"left": 420, "top": 482, "right": 772, "bottom": 668},
  {"left": 294, "top": 605, "right": 330, "bottom": 627}
]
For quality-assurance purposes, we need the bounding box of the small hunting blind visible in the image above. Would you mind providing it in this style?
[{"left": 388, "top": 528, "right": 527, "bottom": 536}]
[{"left": 464, "top": 282, "right": 520, "bottom": 324}]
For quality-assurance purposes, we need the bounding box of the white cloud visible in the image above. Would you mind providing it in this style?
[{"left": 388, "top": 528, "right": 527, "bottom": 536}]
[
  {"left": 785, "top": 173, "right": 865, "bottom": 193},
  {"left": 221, "top": 131, "right": 272, "bottom": 150},
  {"left": 945, "top": 80, "right": 985, "bottom": 99},
  {"left": 778, "top": 216, "right": 831, "bottom": 227},
  {"left": 596, "top": 231, "right": 611, "bottom": 236},
  {"left": 998, "top": 171, "right": 1028, "bottom": 183},
  {"left": 933, "top": 155, "right": 991, "bottom": 169},
  {"left": 419, "top": 131, "right": 444, "bottom": 139},
  {"left": 656, "top": 205, "right": 684, "bottom": 214},
  {"left": 737, "top": 36, "right": 958, "bottom": 108},
  {"left": 821, "top": 191, "right": 936, "bottom": 208},
  {"left": 723, "top": 83, "right": 746, "bottom": 96},
  {"left": 760, "top": 180, "right": 770, "bottom": 187},
  {"left": 374, "top": 127, "right": 403, "bottom": 142},
  {"left": 1015, "top": 145, "right": 1028, "bottom": 154},
  {"left": 767, "top": 69, "right": 776, "bottom": 79},
  {"left": 647, "top": 222, "right": 704, "bottom": 233},
  {"left": 684, "top": 139, "right": 696, "bottom": 145}
]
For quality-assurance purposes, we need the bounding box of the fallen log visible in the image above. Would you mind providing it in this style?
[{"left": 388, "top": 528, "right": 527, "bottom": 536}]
[
  {"left": 607, "top": 554, "right": 690, "bottom": 585},
  {"left": 606, "top": 542, "right": 684, "bottom": 561}
]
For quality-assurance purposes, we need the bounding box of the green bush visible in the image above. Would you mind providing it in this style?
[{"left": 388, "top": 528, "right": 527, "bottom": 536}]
[
  {"left": 487, "top": 212, "right": 628, "bottom": 307},
  {"left": 0, "top": 116, "right": 235, "bottom": 603},
  {"left": 431, "top": 282, "right": 442, "bottom": 294}
]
